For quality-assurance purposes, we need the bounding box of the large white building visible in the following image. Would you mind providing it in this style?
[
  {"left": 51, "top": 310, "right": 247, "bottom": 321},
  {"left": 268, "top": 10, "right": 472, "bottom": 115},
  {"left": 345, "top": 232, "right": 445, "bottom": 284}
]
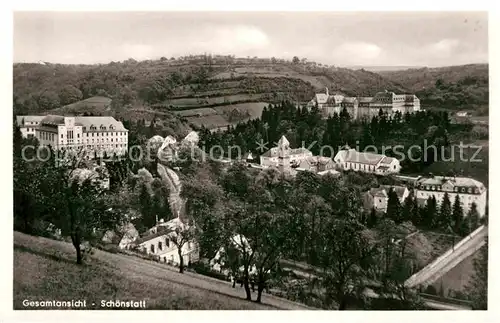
[
  {"left": 334, "top": 147, "right": 401, "bottom": 175},
  {"left": 33, "top": 115, "right": 128, "bottom": 158},
  {"left": 307, "top": 88, "right": 420, "bottom": 120},
  {"left": 415, "top": 175, "right": 487, "bottom": 217}
]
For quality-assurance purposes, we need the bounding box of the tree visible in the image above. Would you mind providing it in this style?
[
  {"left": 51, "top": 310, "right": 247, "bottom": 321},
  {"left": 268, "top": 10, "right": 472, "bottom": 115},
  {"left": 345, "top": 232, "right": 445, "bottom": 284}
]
[
  {"left": 39, "top": 154, "right": 120, "bottom": 264},
  {"left": 386, "top": 189, "right": 402, "bottom": 224},
  {"left": 465, "top": 203, "right": 481, "bottom": 234},
  {"left": 292, "top": 56, "right": 300, "bottom": 64},
  {"left": 37, "top": 90, "right": 60, "bottom": 110},
  {"left": 452, "top": 195, "right": 464, "bottom": 234},
  {"left": 316, "top": 217, "right": 370, "bottom": 310},
  {"left": 438, "top": 192, "right": 452, "bottom": 229},
  {"left": 58, "top": 85, "right": 83, "bottom": 106},
  {"left": 167, "top": 220, "right": 197, "bottom": 273},
  {"left": 466, "top": 240, "right": 488, "bottom": 309}
]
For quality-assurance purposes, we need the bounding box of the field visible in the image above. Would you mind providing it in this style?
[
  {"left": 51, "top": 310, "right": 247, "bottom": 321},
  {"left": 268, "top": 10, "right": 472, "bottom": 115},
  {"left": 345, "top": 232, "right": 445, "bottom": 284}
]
[
  {"left": 48, "top": 96, "right": 112, "bottom": 116},
  {"left": 431, "top": 251, "right": 479, "bottom": 296},
  {"left": 14, "top": 231, "right": 310, "bottom": 310},
  {"left": 180, "top": 102, "right": 269, "bottom": 130}
]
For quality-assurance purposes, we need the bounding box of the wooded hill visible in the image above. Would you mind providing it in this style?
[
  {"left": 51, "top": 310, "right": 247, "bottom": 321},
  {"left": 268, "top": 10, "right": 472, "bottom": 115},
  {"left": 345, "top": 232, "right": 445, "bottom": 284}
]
[{"left": 13, "top": 56, "right": 488, "bottom": 130}]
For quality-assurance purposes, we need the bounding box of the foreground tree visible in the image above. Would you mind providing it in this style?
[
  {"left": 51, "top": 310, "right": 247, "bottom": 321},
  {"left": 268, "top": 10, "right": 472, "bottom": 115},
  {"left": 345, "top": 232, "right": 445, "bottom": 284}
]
[
  {"left": 466, "top": 239, "right": 488, "bottom": 310},
  {"left": 39, "top": 153, "right": 121, "bottom": 264},
  {"left": 317, "top": 217, "right": 370, "bottom": 310}
]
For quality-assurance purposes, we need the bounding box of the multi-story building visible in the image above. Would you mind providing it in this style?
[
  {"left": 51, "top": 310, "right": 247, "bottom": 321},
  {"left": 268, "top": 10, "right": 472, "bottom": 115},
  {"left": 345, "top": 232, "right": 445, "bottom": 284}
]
[
  {"left": 414, "top": 175, "right": 487, "bottom": 217},
  {"left": 15, "top": 115, "right": 45, "bottom": 138},
  {"left": 307, "top": 88, "right": 420, "bottom": 120},
  {"left": 34, "top": 115, "right": 128, "bottom": 158},
  {"left": 363, "top": 185, "right": 409, "bottom": 213},
  {"left": 334, "top": 147, "right": 401, "bottom": 175}
]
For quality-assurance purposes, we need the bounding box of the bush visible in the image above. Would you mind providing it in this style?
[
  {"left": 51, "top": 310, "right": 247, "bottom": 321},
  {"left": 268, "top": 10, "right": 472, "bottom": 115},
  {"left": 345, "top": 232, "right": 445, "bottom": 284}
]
[{"left": 191, "top": 262, "right": 229, "bottom": 281}]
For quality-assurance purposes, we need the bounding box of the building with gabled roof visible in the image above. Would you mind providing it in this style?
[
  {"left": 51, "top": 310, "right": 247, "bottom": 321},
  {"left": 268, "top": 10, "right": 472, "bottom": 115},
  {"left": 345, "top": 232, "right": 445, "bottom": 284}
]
[
  {"left": 363, "top": 185, "right": 410, "bottom": 213},
  {"left": 260, "top": 135, "right": 313, "bottom": 169},
  {"left": 334, "top": 147, "right": 401, "bottom": 175},
  {"left": 415, "top": 175, "right": 487, "bottom": 217},
  {"left": 15, "top": 115, "right": 46, "bottom": 138}
]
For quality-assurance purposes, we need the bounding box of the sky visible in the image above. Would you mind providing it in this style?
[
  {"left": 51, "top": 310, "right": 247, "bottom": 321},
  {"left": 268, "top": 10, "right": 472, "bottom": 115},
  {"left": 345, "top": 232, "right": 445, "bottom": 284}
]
[{"left": 13, "top": 11, "right": 488, "bottom": 67}]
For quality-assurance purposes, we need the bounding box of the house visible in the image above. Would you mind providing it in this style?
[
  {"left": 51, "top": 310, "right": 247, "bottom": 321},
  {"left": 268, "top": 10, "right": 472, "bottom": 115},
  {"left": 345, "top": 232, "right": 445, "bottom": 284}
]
[
  {"left": 456, "top": 111, "right": 470, "bottom": 117},
  {"left": 414, "top": 175, "right": 487, "bottom": 217},
  {"left": 363, "top": 185, "right": 410, "bottom": 213},
  {"left": 297, "top": 156, "right": 337, "bottom": 173},
  {"left": 259, "top": 136, "right": 313, "bottom": 168},
  {"left": 135, "top": 217, "right": 199, "bottom": 266},
  {"left": 32, "top": 115, "right": 128, "bottom": 158},
  {"left": 102, "top": 223, "right": 139, "bottom": 249},
  {"left": 15, "top": 115, "right": 45, "bottom": 138},
  {"left": 334, "top": 147, "right": 401, "bottom": 175}
]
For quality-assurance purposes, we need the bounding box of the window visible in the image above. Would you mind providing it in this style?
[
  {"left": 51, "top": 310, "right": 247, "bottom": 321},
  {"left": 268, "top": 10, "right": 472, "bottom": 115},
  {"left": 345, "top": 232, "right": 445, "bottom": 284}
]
[
  {"left": 61, "top": 134, "right": 63, "bottom": 139},
  {"left": 150, "top": 244, "right": 155, "bottom": 253},
  {"left": 468, "top": 188, "right": 472, "bottom": 194},
  {"left": 462, "top": 188, "right": 466, "bottom": 193},
  {"left": 158, "top": 241, "right": 163, "bottom": 251},
  {"left": 166, "top": 238, "right": 170, "bottom": 248},
  {"left": 77, "top": 133, "right": 80, "bottom": 138}
]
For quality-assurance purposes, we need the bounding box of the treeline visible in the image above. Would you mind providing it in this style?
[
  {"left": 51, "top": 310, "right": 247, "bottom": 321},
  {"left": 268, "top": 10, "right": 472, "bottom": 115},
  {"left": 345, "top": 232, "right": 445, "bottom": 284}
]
[{"left": 199, "top": 101, "right": 474, "bottom": 174}]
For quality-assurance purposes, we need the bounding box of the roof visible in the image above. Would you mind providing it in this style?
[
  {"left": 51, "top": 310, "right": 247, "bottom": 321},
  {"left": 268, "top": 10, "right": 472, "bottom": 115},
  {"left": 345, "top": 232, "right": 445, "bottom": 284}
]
[
  {"left": 41, "top": 115, "right": 65, "bottom": 126},
  {"left": 317, "top": 169, "right": 340, "bottom": 176},
  {"left": 16, "top": 115, "right": 45, "bottom": 126},
  {"left": 339, "top": 149, "right": 385, "bottom": 165},
  {"left": 315, "top": 93, "right": 329, "bottom": 104},
  {"left": 380, "top": 185, "right": 408, "bottom": 199},
  {"left": 75, "top": 116, "right": 128, "bottom": 132},
  {"left": 136, "top": 217, "right": 187, "bottom": 245},
  {"left": 342, "top": 97, "right": 357, "bottom": 104},
  {"left": 367, "top": 185, "right": 407, "bottom": 200},
  {"left": 261, "top": 146, "right": 312, "bottom": 158},
  {"left": 358, "top": 97, "right": 373, "bottom": 103},
  {"left": 380, "top": 156, "right": 396, "bottom": 165},
  {"left": 277, "top": 135, "right": 290, "bottom": 149},
  {"left": 416, "top": 176, "right": 485, "bottom": 190}
]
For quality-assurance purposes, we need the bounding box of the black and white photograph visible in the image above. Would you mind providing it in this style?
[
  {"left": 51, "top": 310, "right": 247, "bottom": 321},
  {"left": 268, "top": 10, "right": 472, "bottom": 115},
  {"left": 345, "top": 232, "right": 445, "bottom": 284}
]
[{"left": 11, "top": 9, "right": 490, "bottom": 313}]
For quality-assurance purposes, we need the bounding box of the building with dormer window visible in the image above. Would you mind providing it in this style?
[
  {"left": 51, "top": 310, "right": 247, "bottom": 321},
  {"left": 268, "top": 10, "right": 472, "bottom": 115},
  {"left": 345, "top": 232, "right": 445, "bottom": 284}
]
[
  {"left": 34, "top": 115, "right": 128, "bottom": 158},
  {"left": 415, "top": 175, "right": 487, "bottom": 217}
]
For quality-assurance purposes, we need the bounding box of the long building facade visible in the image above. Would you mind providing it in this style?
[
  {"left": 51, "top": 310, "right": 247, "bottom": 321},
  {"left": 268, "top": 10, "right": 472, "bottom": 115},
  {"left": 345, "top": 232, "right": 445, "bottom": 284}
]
[
  {"left": 30, "top": 115, "right": 128, "bottom": 158},
  {"left": 414, "top": 175, "right": 487, "bottom": 217},
  {"left": 307, "top": 88, "right": 420, "bottom": 120}
]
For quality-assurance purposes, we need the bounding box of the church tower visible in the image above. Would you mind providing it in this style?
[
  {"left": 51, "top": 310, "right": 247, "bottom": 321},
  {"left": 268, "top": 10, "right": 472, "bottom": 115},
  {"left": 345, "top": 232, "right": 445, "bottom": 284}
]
[{"left": 277, "top": 135, "right": 291, "bottom": 174}]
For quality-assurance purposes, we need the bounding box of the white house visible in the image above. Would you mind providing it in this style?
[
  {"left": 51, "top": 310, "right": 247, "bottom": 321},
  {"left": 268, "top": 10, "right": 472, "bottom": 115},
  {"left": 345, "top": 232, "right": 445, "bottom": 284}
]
[
  {"left": 415, "top": 175, "right": 487, "bottom": 217},
  {"left": 210, "top": 234, "right": 258, "bottom": 276},
  {"left": 135, "top": 217, "right": 199, "bottom": 266},
  {"left": 15, "top": 115, "right": 45, "bottom": 138},
  {"left": 334, "top": 147, "right": 401, "bottom": 175},
  {"left": 363, "top": 185, "right": 410, "bottom": 213}
]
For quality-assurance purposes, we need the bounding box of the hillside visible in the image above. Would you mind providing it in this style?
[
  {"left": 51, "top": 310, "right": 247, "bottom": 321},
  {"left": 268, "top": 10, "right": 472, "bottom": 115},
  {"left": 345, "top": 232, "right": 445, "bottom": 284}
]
[
  {"left": 14, "top": 231, "right": 310, "bottom": 310},
  {"left": 13, "top": 56, "right": 406, "bottom": 131},
  {"left": 380, "top": 64, "right": 489, "bottom": 114}
]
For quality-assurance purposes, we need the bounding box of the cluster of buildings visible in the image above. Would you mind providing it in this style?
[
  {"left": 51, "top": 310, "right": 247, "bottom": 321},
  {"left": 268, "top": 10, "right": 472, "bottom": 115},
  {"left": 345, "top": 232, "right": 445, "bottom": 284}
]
[
  {"left": 259, "top": 136, "right": 400, "bottom": 176},
  {"left": 258, "top": 136, "right": 486, "bottom": 218},
  {"left": 362, "top": 175, "right": 487, "bottom": 218},
  {"left": 16, "top": 115, "right": 129, "bottom": 158},
  {"left": 307, "top": 88, "right": 421, "bottom": 119}
]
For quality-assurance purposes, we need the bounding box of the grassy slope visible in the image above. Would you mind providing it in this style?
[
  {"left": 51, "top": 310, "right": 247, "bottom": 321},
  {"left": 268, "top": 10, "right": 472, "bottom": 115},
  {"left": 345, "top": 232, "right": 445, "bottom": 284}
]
[{"left": 13, "top": 231, "right": 311, "bottom": 310}]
